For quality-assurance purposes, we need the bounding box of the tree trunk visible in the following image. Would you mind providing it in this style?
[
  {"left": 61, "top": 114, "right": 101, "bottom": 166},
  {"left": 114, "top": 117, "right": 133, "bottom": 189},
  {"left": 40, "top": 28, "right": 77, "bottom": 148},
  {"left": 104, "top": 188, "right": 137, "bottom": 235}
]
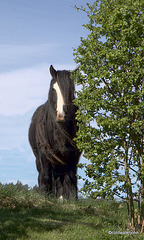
[{"left": 124, "top": 140, "right": 135, "bottom": 229}]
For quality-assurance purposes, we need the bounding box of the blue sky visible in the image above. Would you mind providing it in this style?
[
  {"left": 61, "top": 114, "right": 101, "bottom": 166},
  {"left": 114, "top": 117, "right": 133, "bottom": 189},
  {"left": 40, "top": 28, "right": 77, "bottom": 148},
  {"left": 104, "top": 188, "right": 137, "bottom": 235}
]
[{"left": 0, "top": 0, "right": 91, "bottom": 188}]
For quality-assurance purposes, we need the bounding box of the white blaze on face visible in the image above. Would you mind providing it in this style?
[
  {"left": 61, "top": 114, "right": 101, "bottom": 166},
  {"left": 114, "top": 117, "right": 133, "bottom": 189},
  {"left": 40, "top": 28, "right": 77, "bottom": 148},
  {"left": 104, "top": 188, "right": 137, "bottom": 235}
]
[{"left": 53, "top": 82, "right": 65, "bottom": 119}]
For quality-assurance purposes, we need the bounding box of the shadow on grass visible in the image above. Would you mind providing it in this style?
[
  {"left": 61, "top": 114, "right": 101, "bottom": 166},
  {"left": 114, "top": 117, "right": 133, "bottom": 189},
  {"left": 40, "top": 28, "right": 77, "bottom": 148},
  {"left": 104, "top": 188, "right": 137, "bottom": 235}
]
[
  {"left": 0, "top": 208, "right": 62, "bottom": 240},
  {"left": 0, "top": 200, "right": 125, "bottom": 240}
]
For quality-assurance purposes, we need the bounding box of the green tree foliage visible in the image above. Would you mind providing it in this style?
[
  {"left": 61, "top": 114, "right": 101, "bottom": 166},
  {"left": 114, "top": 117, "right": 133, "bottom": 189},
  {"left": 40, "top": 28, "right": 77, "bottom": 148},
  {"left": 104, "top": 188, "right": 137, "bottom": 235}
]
[{"left": 74, "top": 0, "right": 144, "bottom": 231}]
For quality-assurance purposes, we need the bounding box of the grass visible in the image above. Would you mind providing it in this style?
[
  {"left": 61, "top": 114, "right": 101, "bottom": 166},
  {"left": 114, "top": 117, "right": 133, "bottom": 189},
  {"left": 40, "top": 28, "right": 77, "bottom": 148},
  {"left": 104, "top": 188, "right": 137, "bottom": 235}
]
[{"left": 0, "top": 182, "right": 143, "bottom": 240}]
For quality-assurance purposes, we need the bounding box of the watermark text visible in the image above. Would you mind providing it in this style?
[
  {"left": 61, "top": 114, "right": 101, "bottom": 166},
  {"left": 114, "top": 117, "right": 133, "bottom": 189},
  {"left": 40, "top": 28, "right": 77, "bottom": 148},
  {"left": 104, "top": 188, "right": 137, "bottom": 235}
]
[{"left": 108, "top": 231, "right": 139, "bottom": 235}]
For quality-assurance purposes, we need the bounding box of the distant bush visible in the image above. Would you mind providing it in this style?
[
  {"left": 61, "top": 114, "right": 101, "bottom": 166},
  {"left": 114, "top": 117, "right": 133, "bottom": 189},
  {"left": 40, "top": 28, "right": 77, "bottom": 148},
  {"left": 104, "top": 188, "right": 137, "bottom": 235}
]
[{"left": 0, "top": 181, "right": 51, "bottom": 209}]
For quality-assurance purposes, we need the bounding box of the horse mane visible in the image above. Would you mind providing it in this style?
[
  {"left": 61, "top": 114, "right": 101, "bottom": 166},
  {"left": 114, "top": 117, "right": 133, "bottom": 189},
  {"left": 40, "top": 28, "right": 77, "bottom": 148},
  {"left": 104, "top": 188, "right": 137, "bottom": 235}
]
[{"left": 35, "top": 70, "right": 78, "bottom": 166}]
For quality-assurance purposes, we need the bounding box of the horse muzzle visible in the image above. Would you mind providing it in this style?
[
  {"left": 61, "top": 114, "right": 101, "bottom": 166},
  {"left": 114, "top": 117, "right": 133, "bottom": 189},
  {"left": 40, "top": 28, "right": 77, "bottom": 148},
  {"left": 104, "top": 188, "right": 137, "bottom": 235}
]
[{"left": 56, "top": 111, "right": 65, "bottom": 122}]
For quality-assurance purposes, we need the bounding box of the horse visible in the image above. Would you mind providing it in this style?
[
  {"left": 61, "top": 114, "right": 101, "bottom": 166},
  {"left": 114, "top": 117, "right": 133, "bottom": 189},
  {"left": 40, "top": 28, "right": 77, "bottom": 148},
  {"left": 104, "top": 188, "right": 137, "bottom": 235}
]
[{"left": 29, "top": 65, "right": 81, "bottom": 200}]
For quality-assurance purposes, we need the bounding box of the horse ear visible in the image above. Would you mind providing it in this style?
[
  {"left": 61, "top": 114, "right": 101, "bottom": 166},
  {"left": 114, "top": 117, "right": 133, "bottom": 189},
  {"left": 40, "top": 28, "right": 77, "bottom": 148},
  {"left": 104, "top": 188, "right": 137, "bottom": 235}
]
[{"left": 50, "top": 65, "right": 57, "bottom": 78}]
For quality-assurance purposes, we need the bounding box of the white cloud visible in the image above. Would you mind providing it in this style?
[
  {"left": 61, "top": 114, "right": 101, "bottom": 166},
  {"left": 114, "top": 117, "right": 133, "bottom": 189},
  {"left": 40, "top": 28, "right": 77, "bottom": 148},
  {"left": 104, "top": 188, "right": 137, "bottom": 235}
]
[
  {"left": 0, "top": 63, "right": 75, "bottom": 116},
  {"left": 0, "top": 64, "right": 49, "bottom": 115}
]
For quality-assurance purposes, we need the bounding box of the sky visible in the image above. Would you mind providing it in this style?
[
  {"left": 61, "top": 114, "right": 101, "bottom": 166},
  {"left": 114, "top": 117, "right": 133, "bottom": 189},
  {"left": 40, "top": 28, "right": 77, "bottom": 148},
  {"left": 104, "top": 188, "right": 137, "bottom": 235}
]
[{"left": 0, "top": 0, "right": 92, "bottom": 189}]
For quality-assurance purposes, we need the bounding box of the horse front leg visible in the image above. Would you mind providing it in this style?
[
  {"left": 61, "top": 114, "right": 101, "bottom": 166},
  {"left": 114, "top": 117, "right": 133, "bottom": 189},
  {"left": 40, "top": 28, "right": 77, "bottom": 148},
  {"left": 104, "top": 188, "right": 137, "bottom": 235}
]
[
  {"left": 63, "top": 169, "right": 78, "bottom": 201},
  {"left": 54, "top": 165, "right": 78, "bottom": 201},
  {"left": 52, "top": 170, "right": 63, "bottom": 200},
  {"left": 36, "top": 154, "right": 52, "bottom": 194}
]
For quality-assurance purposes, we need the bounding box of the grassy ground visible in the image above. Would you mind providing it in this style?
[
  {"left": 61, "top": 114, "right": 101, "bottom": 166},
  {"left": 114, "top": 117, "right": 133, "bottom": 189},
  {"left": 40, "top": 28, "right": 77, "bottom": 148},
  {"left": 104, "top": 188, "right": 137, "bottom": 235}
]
[{"left": 0, "top": 182, "right": 143, "bottom": 240}]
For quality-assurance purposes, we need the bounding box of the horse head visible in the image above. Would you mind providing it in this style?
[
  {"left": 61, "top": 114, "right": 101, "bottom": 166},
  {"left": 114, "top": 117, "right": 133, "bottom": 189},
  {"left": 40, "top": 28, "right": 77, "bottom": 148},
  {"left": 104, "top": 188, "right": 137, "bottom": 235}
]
[{"left": 49, "top": 65, "right": 75, "bottom": 122}]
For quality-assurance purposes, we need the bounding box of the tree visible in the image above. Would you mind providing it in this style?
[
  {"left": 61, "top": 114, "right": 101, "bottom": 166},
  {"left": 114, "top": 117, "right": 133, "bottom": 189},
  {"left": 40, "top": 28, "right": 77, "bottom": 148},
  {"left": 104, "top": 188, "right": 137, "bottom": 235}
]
[{"left": 73, "top": 0, "right": 144, "bottom": 232}]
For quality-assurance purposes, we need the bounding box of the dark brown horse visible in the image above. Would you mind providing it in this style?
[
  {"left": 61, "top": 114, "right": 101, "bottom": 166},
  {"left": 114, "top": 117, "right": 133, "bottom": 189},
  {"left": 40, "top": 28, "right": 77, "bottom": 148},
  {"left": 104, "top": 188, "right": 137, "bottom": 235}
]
[{"left": 29, "top": 65, "right": 81, "bottom": 200}]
